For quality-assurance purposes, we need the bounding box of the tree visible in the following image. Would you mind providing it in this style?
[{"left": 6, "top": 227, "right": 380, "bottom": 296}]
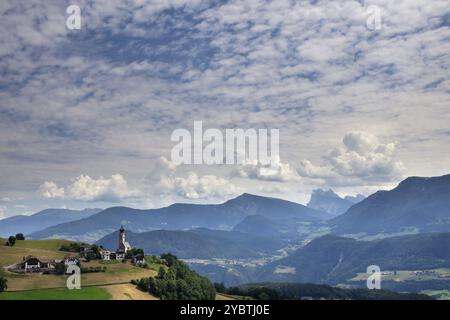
[
  {"left": 0, "top": 277, "right": 7, "bottom": 292},
  {"left": 138, "top": 254, "right": 216, "bottom": 300},
  {"left": 214, "top": 282, "right": 226, "bottom": 293},
  {"left": 7, "top": 236, "right": 16, "bottom": 247},
  {"left": 15, "top": 233, "right": 25, "bottom": 241}
]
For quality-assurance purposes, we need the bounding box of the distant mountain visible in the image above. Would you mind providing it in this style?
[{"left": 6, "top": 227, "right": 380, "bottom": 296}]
[
  {"left": 307, "top": 189, "right": 364, "bottom": 218},
  {"left": 96, "top": 228, "right": 286, "bottom": 259},
  {"left": 0, "top": 208, "right": 101, "bottom": 237},
  {"left": 258, "top": 232, "right": 450, "bottom": 285},
  {"left": 29, "top": 193, "right": 328, "bottom": 242},
  {"left": 330, "top": 174, "right": 450, "bottom": 236}
]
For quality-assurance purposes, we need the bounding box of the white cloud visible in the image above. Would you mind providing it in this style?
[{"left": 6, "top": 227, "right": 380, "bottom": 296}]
[
  {"left": 39, "top": 181, "right": 65, "bottom": 198},
  {"left": 149, "top": 156, "right": 239, "bottom": 200},
  {"left": 39, "top": 174, "right": 140, "bottom": 202},
  {"left": 236, "top": 157, "right": 300, "bottom": 182},
  {"left": 161, "top": 172, "right": 239, "bottom": 200},
  {"left": 1, "top": 0, "right": 450, "bottom": 208},
  {"left": 297, "top": 132, "right": 406, "bottom": 186}
]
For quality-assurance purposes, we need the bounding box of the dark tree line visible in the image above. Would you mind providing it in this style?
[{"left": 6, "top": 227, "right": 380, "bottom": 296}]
[{"left": 214, "top": 282, "right": 433, "bottom": 300}]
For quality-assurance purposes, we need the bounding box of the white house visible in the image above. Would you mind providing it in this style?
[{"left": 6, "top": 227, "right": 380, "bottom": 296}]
[{"left": 100, "top": 250, "right": 111, "bottom": 260}]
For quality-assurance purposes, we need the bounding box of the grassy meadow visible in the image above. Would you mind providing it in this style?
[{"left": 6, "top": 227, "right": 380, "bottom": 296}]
[{"left": 0, "top": 238, "right": 158, "bottom": 298}]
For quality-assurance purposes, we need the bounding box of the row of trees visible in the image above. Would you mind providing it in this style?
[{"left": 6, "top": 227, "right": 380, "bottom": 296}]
[
  {"left": 5, "top": 233, "right": 25, "bottom": 246},
  {"left": 134, "top": 253, "right": 216, "bottom": 300}
]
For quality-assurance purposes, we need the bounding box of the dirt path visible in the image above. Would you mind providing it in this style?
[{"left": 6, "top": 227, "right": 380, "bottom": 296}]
[{"left": 101, "top": 283, "right": 159, "bottom": 300}]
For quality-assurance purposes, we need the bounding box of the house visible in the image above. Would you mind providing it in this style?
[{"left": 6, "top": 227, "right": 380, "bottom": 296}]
[
  {"left": 80, "top": 244, "right": 93, "bottom": 257},
  {"left": 100, "top": 249, "right": 111, "bottom": 260},
  {"left": 20, "top": 256, "right": 41, "bottom": 271},
  {"left": 132, "top": 254, "right": 145, "bottom": 266},
  {"left": 40, "top": 260, "right": 54, "bottom": 269},
  {"left": 63, "top": 255, "right": 79, "bottom": 266}
]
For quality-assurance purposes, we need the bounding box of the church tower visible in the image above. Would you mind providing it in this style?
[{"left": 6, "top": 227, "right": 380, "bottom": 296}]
[{"left": 117, "top": 225, "right": 131, "bottom": 254}]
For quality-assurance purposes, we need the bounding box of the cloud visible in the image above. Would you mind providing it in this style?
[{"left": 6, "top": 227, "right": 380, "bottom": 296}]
[
  {"left": 1, "top": 0, "right": 450, "bottom": 209},
  {"left": 148, "top": 156, "right": 239, "bottom": 200},
  {"left": 297, "top": 132, "right": 406, "bottom": 186},
  {"left": 39, "top": 181, "right": 65, "bottom": 198},
  {"left": 235, "top": 157, "right": 300, "bottom": 182},
  {"left": 39, "top": 174, "right": 140, "bottom": 202},
  {"left": 258, "top": 185, "right": 287, "bottom": 194},
  {"left": 162, "top": 172, "right": 239, "bottom": 200}
]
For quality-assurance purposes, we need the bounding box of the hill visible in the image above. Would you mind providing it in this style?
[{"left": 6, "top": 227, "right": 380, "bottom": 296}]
[
  {"left": 96, "top": 228, "right": 286, "bottom": 259},
  {"left": 0, "top": 238, "right": 158, "bottom": 292},
  {"left": 330, "top": 174, "right": 450, "bottom": 236},
  {"left": 257, "top": 232, "right": 450, "bottom": 285},
  {"left": 0, "top": 208, "right": 101, "bottom": 237},
  {"left": 29, "top": 194, "right": 328, "bottom": 242}
]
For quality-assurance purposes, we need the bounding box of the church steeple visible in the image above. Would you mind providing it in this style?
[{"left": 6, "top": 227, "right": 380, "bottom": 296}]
[{"left": 119, "top": 224, "right": 125, "bottom": 233}]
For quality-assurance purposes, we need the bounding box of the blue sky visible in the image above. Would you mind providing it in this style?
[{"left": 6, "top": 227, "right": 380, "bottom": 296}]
[{"left": 0, "top": 0, "right": 449, "bottom": 217}]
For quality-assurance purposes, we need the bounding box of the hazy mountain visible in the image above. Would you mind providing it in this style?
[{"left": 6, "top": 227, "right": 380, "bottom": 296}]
[
  {"left": 96, "top": 228, "right": 286, "bottom": 259},
  {"left": 330, "top": 174, "right": 450, "bottom": 236},
  {"left": 307, "top": 189, "right": 364, "bottom": 218},
  {"left": 344, "top": 194, "right": 366, "bottom": 204},
  {"left": 258, "top": 232, "right": 450, "bottom": 285},
  {"left": 29, "top": 193, "right": 328, "bottom": 242},
  {"left": 232, "top": 215, "right": 282, "bottom": 237},
  {"left": 0, "top": 208, "right": 102, "bottom": 237}
]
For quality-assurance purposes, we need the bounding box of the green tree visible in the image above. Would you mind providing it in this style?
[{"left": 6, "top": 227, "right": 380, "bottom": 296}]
[
  {"left": 0, "top": 277, "right": 7, "bottom": 292},
  {"left": 139, "top": 254, "right": 215, "bottom": 300},
  {"left": 15, "top": 233, "right": 25, "bottom": 240},
  {"left": 7, "top": 236, "right": 16, "bottom": 246}
]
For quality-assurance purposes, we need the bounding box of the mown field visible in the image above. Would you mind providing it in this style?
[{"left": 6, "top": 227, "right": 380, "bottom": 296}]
[{"left": 0, "top": 284, "right": 162, "bottom": 300}]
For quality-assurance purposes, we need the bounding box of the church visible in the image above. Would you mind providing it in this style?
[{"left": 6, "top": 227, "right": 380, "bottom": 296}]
[{"left": 100, "top": 225, "right": 132, "bottom": 261}]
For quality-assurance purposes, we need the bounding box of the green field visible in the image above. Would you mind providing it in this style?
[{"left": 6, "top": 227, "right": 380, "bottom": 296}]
[
  {"left": 13, "top": 239, "right": 73, "bottom": 251},
  {"left": 0, "top": 287, "right": 112, "bottom": 300},
  {"left": 0, "top": 239, "right": 158, "bottom": 292}
]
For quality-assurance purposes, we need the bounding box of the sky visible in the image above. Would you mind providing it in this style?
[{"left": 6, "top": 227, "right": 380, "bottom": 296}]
[{"left": 0, "top": 0, "right": 449, "bottom": 218}]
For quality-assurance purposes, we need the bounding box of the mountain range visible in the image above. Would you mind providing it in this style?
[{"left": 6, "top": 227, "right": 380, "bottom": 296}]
[
  {"left": 2, "top": 173, "right": 450, "bottom": 292},
  {"left": 330, "top": 174, "right": 450, "bottom": 236},
  {"left": 28, "top": 193, "right": 328, "bottom": 242},
  {"left": 0, "top": 208, "right": 101, "bottom": 237}
]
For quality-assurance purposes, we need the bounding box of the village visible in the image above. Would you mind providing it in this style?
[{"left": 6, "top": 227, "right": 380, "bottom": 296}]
[{"left": 7, "top": 226, "right": 146, "bottom": 274}]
